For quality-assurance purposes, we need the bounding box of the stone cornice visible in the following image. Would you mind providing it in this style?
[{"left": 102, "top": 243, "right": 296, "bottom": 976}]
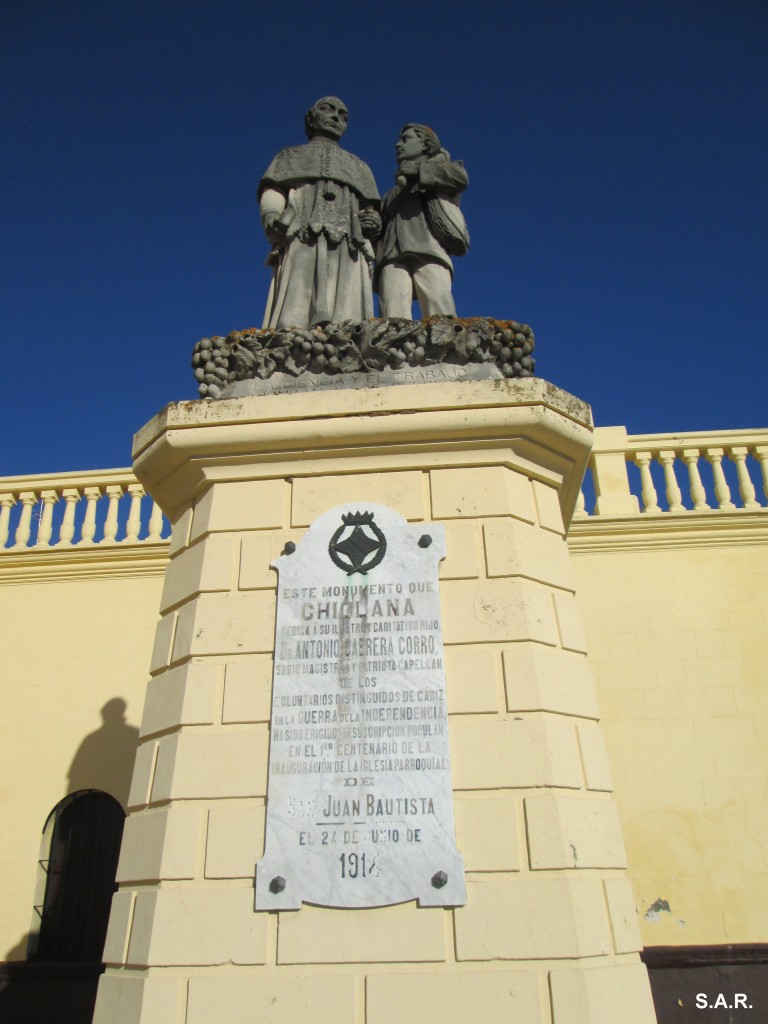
[
  {"left": 0, "top": 541, "right": 170, "bottom": 586},
  {"left": 4, "top": 510, "right": 765, "bottom": 574},
  {"left": 132, "top": 379, "right": 594, "bottom": 529},
  {"left": 567, "top": 509, "right": 768, "bottom": 553}
]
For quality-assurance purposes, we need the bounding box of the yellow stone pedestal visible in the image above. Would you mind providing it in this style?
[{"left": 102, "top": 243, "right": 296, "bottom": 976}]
[{"left": 94, "top": 379, "right": 657, "bottom": 1024}]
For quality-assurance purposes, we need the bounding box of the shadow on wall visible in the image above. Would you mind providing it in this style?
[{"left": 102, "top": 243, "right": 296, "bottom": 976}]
[
  {"left": 0, "top": 697, "right": 140, "bottom": 1022},
  {"left": 3, "top": 935, "right": 28, "bottom": 963},
  {"left": 67, "top": 698, "right": 140, "bottom": 809},
  {"left": 0, "top": 950, "right": 104, "bottom": 1024}
]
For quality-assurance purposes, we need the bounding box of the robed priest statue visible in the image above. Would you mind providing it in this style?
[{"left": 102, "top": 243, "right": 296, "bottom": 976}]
[{"left": 258, "top": 97, "right": 382, "bottom": 329}]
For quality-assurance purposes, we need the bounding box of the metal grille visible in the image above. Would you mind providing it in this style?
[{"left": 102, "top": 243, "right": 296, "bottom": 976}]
[{"left": 36, "top": 790, "right": 125, "bottom": 961}]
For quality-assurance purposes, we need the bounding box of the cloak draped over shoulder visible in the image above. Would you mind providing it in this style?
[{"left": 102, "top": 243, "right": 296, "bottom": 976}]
[{"left": 259, "top": 139, "right": 380, "bottom": 204}]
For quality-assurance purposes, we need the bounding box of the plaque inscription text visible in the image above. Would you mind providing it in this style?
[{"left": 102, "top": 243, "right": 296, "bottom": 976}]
[{"left": 254, "top": 503, "right": 465, "bottom": 910}]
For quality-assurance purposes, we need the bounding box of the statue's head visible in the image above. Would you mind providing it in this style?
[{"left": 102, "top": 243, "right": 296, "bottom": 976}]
[
  {"left": 305, "top": 97, "right": 349, "bottom": 141},
  {"left": 397, "top": 123, "right": 442, "bottom": 161}
]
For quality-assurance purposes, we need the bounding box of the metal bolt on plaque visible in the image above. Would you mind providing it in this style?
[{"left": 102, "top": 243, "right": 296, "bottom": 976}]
[{"left": 254, "top": 503, "right": 466, "bottom": 911}]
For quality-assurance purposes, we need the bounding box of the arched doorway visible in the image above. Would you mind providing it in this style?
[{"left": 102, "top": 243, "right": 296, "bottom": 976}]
[{"left": 34, "top": 790, "right": 125, "bottom": 961}]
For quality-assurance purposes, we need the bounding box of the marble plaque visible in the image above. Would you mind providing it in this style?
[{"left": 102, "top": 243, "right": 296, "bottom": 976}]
[{"left": 254, "top": 503, "right": 465, "bottom": 910}]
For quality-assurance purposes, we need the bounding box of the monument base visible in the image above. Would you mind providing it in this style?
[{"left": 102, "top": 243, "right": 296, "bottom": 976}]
[
  {"left": 95, "top": 378, "right": 657, "bottom": 1024},
  {"left": 192, "top": 315, "right": 535, "bottom": 398}
]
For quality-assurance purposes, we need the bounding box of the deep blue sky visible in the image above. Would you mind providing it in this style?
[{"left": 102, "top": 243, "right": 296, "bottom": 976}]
[{"left": 3, "top": 0, "right": 767, "bottom": 476}]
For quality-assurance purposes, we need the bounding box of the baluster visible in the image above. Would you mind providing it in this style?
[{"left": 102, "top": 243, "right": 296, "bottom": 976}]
[
  {"left": 730, "top": 447, "right": 760, "bottom": 509},
  {"left": 34, "top": 490, "right": 59, "bottom": 547},
  {"left": 147, "top": 500, "right": 164, "bottom": 541},
  {"left": 13, "top": 492, "right": 37, "bottom": 548},
  {"left": 125, "top": 483, "right": 145, "bottom": 542},
  {"left": 58, "top": 489, "right": 80, "bottom": 546},
  {"left": 79, "top": 487, "right": 102, "bottom": 544},
  {"left": 658, "top": 450, "right": 685, "bottom": 512},
  {"left": 706, "top": 448, "right": 735, "bottom": 510},
  {"left": 634, "top": 452, "right": 660, "bottom": 513},
  {"left": 572, "top": 489, "right": 587, "bottom": 518},
  {"left": 103, "top": 485, "right": 124, "bottom": 543},
  {"left": 681, "top": 449, "right": 710, "bottom": 511},
  {"left": 0, "top": 494, "right": 15, "bottom": 548},
  {"left": 755, "top": 445, "right": 768, "bottom": 503},
  {"left": 589, "top": 427, "right": 640, "bottom": 514}
]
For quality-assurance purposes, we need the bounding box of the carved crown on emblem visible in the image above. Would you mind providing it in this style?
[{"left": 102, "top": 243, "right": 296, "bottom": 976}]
[{"left": 328, "top": 510, "right": 387, "bottom": 575}]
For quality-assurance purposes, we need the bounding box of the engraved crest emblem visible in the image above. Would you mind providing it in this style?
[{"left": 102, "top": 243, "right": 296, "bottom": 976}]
[{"left": 328, "top": 511, "right": 386, "bottom": 575}]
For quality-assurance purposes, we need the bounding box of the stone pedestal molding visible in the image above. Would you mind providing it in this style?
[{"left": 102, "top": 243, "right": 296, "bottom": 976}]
[{"left": 94, "top": 378, "right": 657, "bottom": 1024}]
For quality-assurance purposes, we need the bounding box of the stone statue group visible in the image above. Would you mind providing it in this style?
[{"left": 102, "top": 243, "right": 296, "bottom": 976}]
[{"left": 258, "top": 96, "right": 469, "bottom": 331}]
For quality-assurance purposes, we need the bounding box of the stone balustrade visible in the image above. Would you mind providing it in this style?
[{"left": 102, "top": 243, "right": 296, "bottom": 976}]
[
  {"left": 575, "top": 426, "right": 768, "bottom": 517},
  {"left": 0, "top": 469, "right": 169, "bottom": 551},
  {"left": 3, "top": 425, "right": 767, "bottom": 553}
]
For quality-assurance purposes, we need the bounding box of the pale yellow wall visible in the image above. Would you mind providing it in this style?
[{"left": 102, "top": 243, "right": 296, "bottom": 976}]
[
  {"left": 3, "top": 473, "right": 766, "bottom": 969},
  {"left": 0, "top": 570, "right": 164, "bottom": 960},
  {"left": 570, "top": 540, "right": 768, "bottom": 947}
]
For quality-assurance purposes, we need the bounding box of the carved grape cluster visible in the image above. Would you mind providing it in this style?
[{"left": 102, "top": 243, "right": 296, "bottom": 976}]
[{"left": 191, "top": 317, "right": 535, "bottom": 399}]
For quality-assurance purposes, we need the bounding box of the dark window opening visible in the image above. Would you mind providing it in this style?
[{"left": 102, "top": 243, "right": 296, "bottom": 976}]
[{"left": 32, "top": 790, "right": 125, "bottom": 962}]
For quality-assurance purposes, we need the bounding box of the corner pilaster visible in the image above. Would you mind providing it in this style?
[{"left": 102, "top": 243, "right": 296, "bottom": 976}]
[{"left": 95, "top": 379, "right": 657, "bottom": 1024}]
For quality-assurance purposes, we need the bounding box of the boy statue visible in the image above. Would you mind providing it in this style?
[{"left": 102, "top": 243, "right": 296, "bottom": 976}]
[{"left": 376, "top": 124, "right": 469, "bottom": 319}]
